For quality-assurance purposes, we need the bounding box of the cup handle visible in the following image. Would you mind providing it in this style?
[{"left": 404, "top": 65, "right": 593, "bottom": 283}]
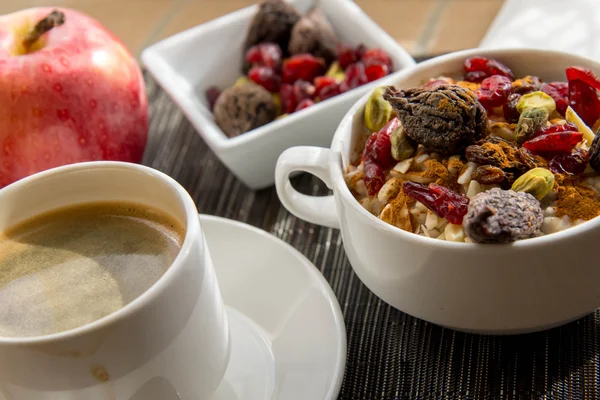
[{"left": 275, "top": 146, "right": 340, "bottom": 229}]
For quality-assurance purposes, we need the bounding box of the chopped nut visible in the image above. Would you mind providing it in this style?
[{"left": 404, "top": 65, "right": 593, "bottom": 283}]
[
  {"left": 510, "top": 167, "right": 555, "bottom": 200},
  {"left": 383, "top": 84, "right": 487, "bottom": 154},
  {"left": 378, "top": 191, "right": 414, "bottom": 232},
  {"left": 463, "top": 188, "right": 544, "bottom": 243}
]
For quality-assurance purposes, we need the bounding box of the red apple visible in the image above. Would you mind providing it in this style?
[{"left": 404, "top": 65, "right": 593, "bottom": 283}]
[{"left": 0, "top": 7, "right": 148, "bottom": 188}]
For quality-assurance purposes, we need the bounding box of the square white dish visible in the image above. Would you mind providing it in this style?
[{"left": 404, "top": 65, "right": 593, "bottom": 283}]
[{"left": 141, "top": 0, "right": 415, "bottom": 189}]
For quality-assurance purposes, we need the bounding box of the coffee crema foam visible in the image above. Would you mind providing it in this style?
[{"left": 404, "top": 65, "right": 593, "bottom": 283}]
[{"left": 0, "top": 202, "right": 185, "bottom": 338}]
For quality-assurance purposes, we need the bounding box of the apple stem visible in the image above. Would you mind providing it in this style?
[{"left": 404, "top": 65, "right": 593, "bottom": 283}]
[{"left": 22, "top": 10, "right": 65, "bottom": 52}]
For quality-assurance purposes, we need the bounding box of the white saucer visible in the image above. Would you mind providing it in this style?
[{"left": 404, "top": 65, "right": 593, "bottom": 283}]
[{"left": 199, "top": 215, "right": 347, "bottom": 400}]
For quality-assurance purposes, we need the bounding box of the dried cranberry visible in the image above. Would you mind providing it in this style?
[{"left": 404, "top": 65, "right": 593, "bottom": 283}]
[
  {"left": 205, "top": 86, "right": 221, "bottom": 111},
  {"left": 337, "top": 43, "right": 365, "bottom": 69},
  {"left": 475, "top": 75, "right": 513, "bottom": 109},
  {"left": 362, "top": 132, "right": 377, "bottom": 161},
  {"left": 282, "top": 54, "right": 326, "bottom": 84},
  {"left": 364, "top": 158, "right": 385, "bottom": 196},
  {"left": 361, "top": 48, "right": 392, "bottom": 69},
  {"left": 370, "top": 118, "right": 399, "bottom": 168},
  {"left": 522, "top": 131, "right": 583, "bottom": 155},
  {"left": 248, "top": 66, "right": 281, "bottom": 92},
  {"left": 503, "top": 93, "right": 521, "bottom": 123},
  {"left": 245, "top": 43, "right": 282, "bottom": 69},
  {"left": 314, "top": 76, "right": 340, "bottom": 100},
  {"left": 403, "top": 181, "right": 469, "bottom": 225},
  {"left": 463, "top": 56, "right": 514, "bottom": 82},
  {"left": 541, "top": 82, "right": 569, "bottom": 116},
  {"left": 534, "top": 122, "right": 578, "bottom": 138},
  {"left": 293, "top": 80, "right": 316, "bottom": 103},
  {"left": 566, "top": 66, "right": 600, "bottom": 91},
  {"left": 295, "top": 99, "right": 315, "bottom": 112},
  {"left": 345, "top": 62, "right": 368, "bottom": 89},
  {"left": 365, "top": 63, "right": 389, "bottom": 82},
  {"left": 549, "top": 147, "right": 589, "bottom": 176},
  {"left": 569, "top": 79, "right": 600, "bottom": 127},
  {"left": 280, "top": 83, "right": 296, "bottom": 114}
]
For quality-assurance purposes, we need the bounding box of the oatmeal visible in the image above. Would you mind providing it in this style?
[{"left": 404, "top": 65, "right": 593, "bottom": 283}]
[{"left": 344, "top": 56, "right": 600, "bottom": 243}]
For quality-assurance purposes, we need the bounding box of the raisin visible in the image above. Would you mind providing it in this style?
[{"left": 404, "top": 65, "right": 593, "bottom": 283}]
[
  {"left": 589, "top": 134, "right": 600, "bottom": 173},
  {"left": 534, "top": 122, "right": 578, "bottom": 138},
  {"left": 472, "top": 165, "right": 507, "bottom": 184},
  {"left": 364, "top": 158, "right": 385, "bottom": 196},
  {"left": 403, "top": 181, "right": 469, "bottom": 225},
  {"left": 522, "top": 131, "right": 583, "bottom": 155},
  {"left": 541, "top": 82, "right": 569, "bottom": 116},
  {"left": 502, "top": 93, "right": 521, "bottom": 123},
  {"left": 514, "top": 76, "right": 543, "bottom": 95},
  {"left": 549, "top": 147, "right": 588, "bottom": 176}
]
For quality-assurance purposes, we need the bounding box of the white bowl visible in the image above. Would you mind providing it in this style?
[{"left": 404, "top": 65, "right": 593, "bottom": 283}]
[
  {"left": 275, "top": 48, "right": 600, "bottom": 334},
  {"left": 141, "top": 0, "right": 415, "bottom": 190}
]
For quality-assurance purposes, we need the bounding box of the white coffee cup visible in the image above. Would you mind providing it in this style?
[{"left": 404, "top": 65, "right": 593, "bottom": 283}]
[{"left": 0, "top": 161, "right": 230, "bottom": 399}]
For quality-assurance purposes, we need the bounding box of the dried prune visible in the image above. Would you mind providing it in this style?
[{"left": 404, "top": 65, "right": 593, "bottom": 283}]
[
  {"left": 288, "top": 8, "right": 338, "bottom": 63},
  {"left": 463, "top": 188, "right": 543, "bottom": 243},
  {"left": 383, "top": 84, "right": 487, "bottom": 154},
  {"left": 472, "top": 165, "right": 506, "bottom": 185}
]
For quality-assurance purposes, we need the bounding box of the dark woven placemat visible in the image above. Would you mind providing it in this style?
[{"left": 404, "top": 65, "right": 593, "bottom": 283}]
[{"left": 143, "top": 71, "right": 600, "bottom": 400}]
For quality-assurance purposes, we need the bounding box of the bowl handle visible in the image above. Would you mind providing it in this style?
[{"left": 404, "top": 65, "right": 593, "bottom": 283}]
[{"left": 275, "top": 146, "right": 340, "bottom": 229}]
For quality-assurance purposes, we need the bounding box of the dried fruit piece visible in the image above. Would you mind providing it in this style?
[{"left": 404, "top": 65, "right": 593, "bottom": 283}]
[
  {"left": 390, "top": 123, "right": 415, "bottom": 161},
  {"left": 522, "top": 131, "right": 583, "bottom": 155},
  {"left": 534, "top": 122, "right": 578, "bottom": 138},
  {"left": 325, "top": 61, "right": 344, "bottom": 80},
  {"left": 541, "top": 82, "right": 569, "bottom": 116},
  {"left": 364, "top": 87, "right": 393, "bottom": 132},
  {"left": 214, "top": 83, "right": 277, "bottom": 137},
  {"left": 295, "top": 98, "right": 314, "bottom": 111},
  {"left": 568, "top": 78, "right": 600, "bottom": 128},
  {"left": 345, "top": 62, "right": 368, "bottom": 89},
  {"left": 589, "top": 133, "right": 600, "bottom": 173},
  {"left": 503, "top": 93, "right": 521, "bottom": 123},
  {"left": 282, "top": 54, "right": 326, "bottom": 84},
  {"left": 403, "top": 181, "right": 469, "bottom": 225},
  {"left": 243, "top": 0, "right": 301, "bottom": 67},
  {"left": 565, "top": 106, "right": 596, "bottom": 146},
  {"left": 549, "top": 147, "right": 588, "bottom": 176},
  {"left": 513, "top": 76, "right": 543, "bottom": 95},
  {"left": 510, "top": 168, "right": 555, "bottom": 200},
  {"left": 365, "top": 63, "right": 389, "bottom": 82},
  {"left": 516, "top": 91, "right": 556, "bottom": 114},
  {"left": 280, "top": 83, "right": 296, "bottom": 114},
  {"left": 463, "top": 188, "right": 543, "bottom": 243},
  {"left": 205, "top": 86, "right": 221, "bottom": 111},
  {"left": 314, "top": 76, "right": 339, "bottom": 100},
  {"left": 472, "top": 165, "right": 506, "bottom": 185},
  {"left": 475, "top": 75, "right": 513, "bottom": 109},
  {"left": 288, "top": 8, "right": 338, "bottom": 63},
  {"left": 361, "top": 48, "right": 393, "bottom": 69},
  {"left": 364, "top": 158, "right": 385, "bottom": 196},
  {"left": 371, "top": 118, "right": 399, "bottom": 168},
  {"left": 515, "top": 107, "right": 549, "bottom": 144},
  {"left": 463, "top": 56, "right": 515, "bottom": 82},
  {"left": 293, "top": 80, "right": 316, "bottom": 103},
  {"left": 248, "top": 66, "right": 281, "bottom": 92},
  {"left": 245, "top": 42, "right": 283, "bottom": 68},
  {"left": 383, "top": 84, "right": 487, "bottom": 154},
  {"left": 337, "top": 43, "right": 365, "bottom": 69},
  {"left": 566, "top": 66, "right": 600, "bottom": 91}
]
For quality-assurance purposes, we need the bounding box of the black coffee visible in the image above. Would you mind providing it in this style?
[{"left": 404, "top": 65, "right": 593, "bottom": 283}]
[{"left": 0, "top": 202, "right": 184, "bottom": 337}]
